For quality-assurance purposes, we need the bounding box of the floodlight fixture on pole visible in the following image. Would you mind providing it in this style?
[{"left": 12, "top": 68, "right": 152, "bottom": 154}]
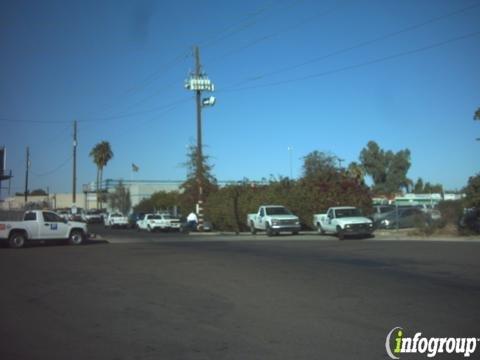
[{"left": 202, "top": 96, "right": 216, "bottom": 107}]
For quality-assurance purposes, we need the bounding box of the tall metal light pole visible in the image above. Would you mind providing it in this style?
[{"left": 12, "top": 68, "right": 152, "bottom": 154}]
[
  {"left": 72, "top": 120, "right": 77, "bottom": 205},
  {"left": 194, "top": 47, "right": 203, "bottom": 229},
  {"left": 287, "top": 146, "right": 293, "bottom": 179},
  {"left": 185, "top": 46, "right": 215, "bottom": 231}
]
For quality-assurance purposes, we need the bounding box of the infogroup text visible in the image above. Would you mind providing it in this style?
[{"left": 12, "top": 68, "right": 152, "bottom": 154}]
[{"left": 386, "top": 327, "right": 479, "bottom": 359}]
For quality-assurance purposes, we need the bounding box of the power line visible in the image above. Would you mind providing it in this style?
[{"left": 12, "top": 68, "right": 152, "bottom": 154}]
[
  {"left": 221, "top": 30, "right": 480, "bottom": 93},
  {"left": 0, "top": 96, "right": 192, "bottom": 124},
  {"left": 80, "top": 1, "right": 289, "bottom": 120},
  {"left": 199, "top": 0, "right": 295, "bottom": 50},
  {"left": 79, "top": 96, "right": 192, "bottom": 122},
  {"left": 207, "top": 0, "right": 351, "bottom": 67},
  {"left": 30, "top": 155, "right": 73, "bottom": 177},
  {"left": 224, "top": 1, "right": 480, "bottom": 89},
  {"left": 82, "top": 50, "right": 192, "bottom": 119}
]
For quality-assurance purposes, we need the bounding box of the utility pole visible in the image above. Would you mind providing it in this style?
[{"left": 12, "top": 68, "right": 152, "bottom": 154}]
[
  {"left": 72, "top": 120, "right": 77, "bottom": 205},
  {"left": 185, "top": 46, "right": 216, "bottom": 231},
  {"left": 24, "top": 146, "right": 30, "bottom": 204}
]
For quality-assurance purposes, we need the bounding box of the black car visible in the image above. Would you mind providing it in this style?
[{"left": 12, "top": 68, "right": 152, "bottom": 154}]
[
  {"left": 458, "top": 208, "right": 480, "bottom": 233},
  {"left": 128, "top": 212, "right": 145, "bottom": 229}
]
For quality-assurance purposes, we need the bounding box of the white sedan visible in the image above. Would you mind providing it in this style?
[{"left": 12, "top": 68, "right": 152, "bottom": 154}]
[{"left": 136, "top": 214, "right": 181, "bottom": 232}]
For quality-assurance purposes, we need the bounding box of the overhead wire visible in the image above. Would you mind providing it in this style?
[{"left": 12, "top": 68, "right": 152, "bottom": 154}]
[
  {"left": 30, "top": 155, "right": 73, "bottom": 177},
  {"left": 80, "top": 0, "right": 290, "bottom": 120},
  {"left": 220, "top": 30, "right": 480, "bottom": 93},
  {"left": 206, "top": 0, "right": 351, "bottom": 66},
  {"left": 222, "top": 1, "right": 480, "bottom": 89},
  {"left": 198, "top": 0, "right": 299, "bottom": 50}
]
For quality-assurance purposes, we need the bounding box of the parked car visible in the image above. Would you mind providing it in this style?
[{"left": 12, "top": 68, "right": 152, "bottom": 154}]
[
  {"left": 370, "top": 205, "right": 395, "bottom": 223},
  {"left": 85, "top": 209, "right": 104, "bottom": 224},
  {"left": 376, "top": 207, "right": 430, "bottom": 229},
  {"left": 458, "top": 208, "right": 480, "bottom": 233},
  {"left": 56, "top": 209, "right": 71, "bottom": 221},
  {"left": 127, "top": 212, "right": 146, "bottom": 229},
  {"left": 136, "top": 213, "right": 181, "bottom": 232},
  {"left": 247, "top": 205, "right": 300, "bottom": 236},
  {"left": 104, "top": 213, "right": 129, "bottom": 229},
  {"left": 313, "top": 207, "right": 373, "bottom": 239},
  {"left": 179, "top": 218, "right": 213, "bottom": 233}
]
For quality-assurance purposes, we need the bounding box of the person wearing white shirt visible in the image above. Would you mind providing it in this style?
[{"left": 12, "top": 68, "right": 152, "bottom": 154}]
[{"left": 187, "top": 212, "right": 198, "bottom": 231}]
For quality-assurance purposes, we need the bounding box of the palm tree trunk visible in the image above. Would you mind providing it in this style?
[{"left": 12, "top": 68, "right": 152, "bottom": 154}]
[
  {"left": 99, "top": 167, "right": 103, "bottom": 209},
  {"left": 96, "top": 167, "right": 100, "bottom": 209}
]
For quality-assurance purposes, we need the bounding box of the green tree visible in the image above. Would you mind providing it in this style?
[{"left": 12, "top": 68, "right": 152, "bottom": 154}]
[
  {"left": 413, "top": 178, "right": 443, "bottom": 194},
  {"left": 30, "top": 189, "right": 48, "bottom": 196},
  {"left": 108, "top": 181, "right": 131, "bottom": 215},
  {"left": 89, "top": 141, "right": 114, "bottom": 208},
  {"left": 413, "top": 178, "right": 424, "bottom": 193},
  {"left": 359, "top": 141, "right": 411, "bottom": 195},
  {"left": 474, "top": 107, "right": 480, "bottom": 120},
  {"left": 464, "top": 173, "right": 480, "bottom": 208},
  {"left": 134, "top": 191, "right": 180, "bottom": 213},
  {"left": 204, "top": 151, "right": 372, "bottom": 231},
  {"left": 302, "top": 151, "right": 340, "bottom": 180},
  {"left": 346, "top": 161, "right": 365, "bottom": 183},
  {"left": 180, "top": 145, "right": 218, "bottom": 213},
  {"left": 423, "top": 182, "right": 443, "bottom": 194}
]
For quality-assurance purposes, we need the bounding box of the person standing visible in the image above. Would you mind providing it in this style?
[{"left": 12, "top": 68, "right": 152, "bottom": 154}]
[{"left": 187, "top": 211, "right": 198, "bottom": 231}]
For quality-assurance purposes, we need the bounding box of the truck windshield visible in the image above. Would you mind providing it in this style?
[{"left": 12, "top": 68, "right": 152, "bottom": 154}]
[
  {"left": 336, "top": 208, "right": 362, "bottom": 218},
  {"left": 265, "top": 207, "right": 291, "bottom": 215}
]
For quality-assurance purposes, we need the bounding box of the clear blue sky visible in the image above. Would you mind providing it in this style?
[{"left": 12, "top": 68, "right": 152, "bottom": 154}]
[{"left": 1, "top": 0, "right": 479, "bottom": 197}]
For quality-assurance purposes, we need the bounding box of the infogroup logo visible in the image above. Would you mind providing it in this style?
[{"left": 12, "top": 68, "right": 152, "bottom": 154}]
[{"left": 385, "top": 327, "right": 479, "bottom": 359}]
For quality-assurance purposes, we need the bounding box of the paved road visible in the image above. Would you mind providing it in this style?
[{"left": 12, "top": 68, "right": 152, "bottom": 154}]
[{"left": 1, "top": 231, "right": 479, "bottom": 360}]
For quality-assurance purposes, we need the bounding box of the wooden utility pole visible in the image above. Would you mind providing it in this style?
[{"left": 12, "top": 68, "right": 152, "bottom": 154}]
[{"left": 24, "top": 146, "right": 30, "bottom": 204}]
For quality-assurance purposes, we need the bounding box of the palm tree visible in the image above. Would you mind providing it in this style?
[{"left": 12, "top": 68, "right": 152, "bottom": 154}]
[
  {"left": 89, "top": 141, "right": 113, "bottom": 208},
  {"left": 474, "top": 107, "right": 480, "bottom": 120}
]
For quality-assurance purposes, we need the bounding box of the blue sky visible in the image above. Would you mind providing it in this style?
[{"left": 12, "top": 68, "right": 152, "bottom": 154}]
[{"left": 1, "top": 0, "right": 479, "bottom": 197}]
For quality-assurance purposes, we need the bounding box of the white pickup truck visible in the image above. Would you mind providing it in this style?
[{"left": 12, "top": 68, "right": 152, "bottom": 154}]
[
  {"left": 247, "top": 205, "right": 301, "bottom": 236},
  {"left": 0, "top": 210, "right": 88, "bottom": 248},
  {"left": 313, "top": 206, "right": 373, "bottom": 239},
  {"left": 136, "top": 213, "right": 181, "bottom": 232}
]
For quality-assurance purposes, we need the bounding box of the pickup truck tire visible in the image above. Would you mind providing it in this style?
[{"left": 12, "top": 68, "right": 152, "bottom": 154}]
[
  {"left": 337, "top": 226, "right": 345, "bottom": 240},
  {"left": 9, "top": 231, "right": 26, "bottom": 249},
  {"left": 68, "top": 230, "right": 84, "bottom": 245},
  {"left": 317, "top": 223, "right": 325, "bottom": 235},
  {"left": 266, "top": 223, "right": 274, "bottom": 237},
  {"left": 250, "top": 222, "right": 257, "bottom": 235}
]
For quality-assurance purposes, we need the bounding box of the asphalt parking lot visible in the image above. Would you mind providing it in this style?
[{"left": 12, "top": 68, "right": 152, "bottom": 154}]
[{"left": 1, "top": 228, "right": 480, "bottom": 360}]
